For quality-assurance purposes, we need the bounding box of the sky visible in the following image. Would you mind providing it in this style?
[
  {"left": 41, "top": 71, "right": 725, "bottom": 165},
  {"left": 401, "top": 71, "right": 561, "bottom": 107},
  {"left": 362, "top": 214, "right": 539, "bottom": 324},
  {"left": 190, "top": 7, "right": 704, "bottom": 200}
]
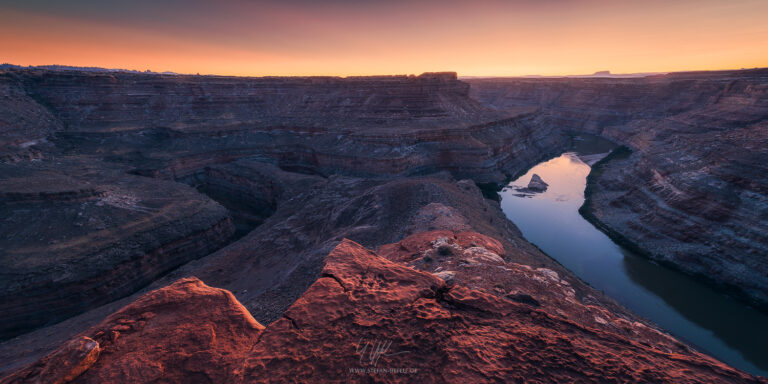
[{"left": 1, "top": 0, "right": 767, "bottom": 77}]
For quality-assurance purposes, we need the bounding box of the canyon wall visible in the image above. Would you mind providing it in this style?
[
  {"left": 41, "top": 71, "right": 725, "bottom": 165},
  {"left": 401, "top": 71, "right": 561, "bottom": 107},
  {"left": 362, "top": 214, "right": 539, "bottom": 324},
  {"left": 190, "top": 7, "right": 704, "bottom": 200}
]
[
  {"left": 469, "top": 69, "right": 768, "bottom": 309},
  {"left": 0, "top": 68, "right": 569, "bottom": 342},
  {"left": 0, "top": 159, "right": 234, "bottom": 339},
  {"left": 1, "top": 69, "right": 569, "bottom": 183},
  {"left": 1, "top": 67, "right": 766, "bottom": 381},
  {"left": 0, "top": 74, "right": 60, "bottom": 162}
]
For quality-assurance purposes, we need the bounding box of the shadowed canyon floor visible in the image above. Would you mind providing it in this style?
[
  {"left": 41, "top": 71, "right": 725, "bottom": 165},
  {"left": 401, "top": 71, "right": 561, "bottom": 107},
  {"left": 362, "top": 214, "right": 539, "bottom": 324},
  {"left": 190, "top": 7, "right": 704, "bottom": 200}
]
[{"left": 0, "top": 68, "right": 766, "bottom": 382}]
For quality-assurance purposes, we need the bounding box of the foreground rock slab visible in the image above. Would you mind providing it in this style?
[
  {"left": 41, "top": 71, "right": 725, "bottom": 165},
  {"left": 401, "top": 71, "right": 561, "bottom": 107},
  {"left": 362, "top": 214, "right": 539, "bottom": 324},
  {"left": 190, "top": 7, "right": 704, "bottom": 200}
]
[
  {"left": 2, "top": 277, "right": 263, "bottom": 383},
  {"left": 6, "top": 237, "right": 764, "bottom": 383}
]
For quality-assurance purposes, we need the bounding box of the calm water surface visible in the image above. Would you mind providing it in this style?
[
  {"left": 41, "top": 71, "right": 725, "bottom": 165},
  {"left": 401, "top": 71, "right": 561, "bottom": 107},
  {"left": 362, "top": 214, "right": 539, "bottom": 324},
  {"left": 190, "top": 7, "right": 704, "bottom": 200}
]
[{"left": 499, "top": 139, "right": 768, "bottom": 377}]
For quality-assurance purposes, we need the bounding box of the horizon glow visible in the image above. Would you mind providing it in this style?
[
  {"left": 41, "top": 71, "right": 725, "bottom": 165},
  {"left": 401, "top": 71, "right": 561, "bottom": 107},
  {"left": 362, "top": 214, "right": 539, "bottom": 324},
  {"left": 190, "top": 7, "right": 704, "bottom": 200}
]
[{"left": 1, "top": 0, "right": 767, "bottom": 77}]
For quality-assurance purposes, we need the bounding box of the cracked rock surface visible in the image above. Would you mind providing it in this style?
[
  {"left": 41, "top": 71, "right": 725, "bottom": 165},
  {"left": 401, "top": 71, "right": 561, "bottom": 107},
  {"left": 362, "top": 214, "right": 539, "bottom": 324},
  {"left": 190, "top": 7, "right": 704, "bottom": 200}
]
[{"left": 5, "top": 237, "right": 765, "bottom": 383}]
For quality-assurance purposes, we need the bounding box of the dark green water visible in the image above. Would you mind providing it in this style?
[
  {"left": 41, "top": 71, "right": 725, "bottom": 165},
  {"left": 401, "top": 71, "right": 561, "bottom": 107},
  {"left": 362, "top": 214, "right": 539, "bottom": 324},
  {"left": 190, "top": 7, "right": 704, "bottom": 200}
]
[{"left": 499, "top": 136, "right": 768, "bottom": 377}]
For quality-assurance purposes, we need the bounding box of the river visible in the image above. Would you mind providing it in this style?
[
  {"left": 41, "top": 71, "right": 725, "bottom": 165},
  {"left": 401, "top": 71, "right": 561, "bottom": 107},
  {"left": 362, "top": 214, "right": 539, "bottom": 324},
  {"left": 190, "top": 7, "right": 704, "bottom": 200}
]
[{"left": 498, "top": 135, "right": 768, "bottom": 377}]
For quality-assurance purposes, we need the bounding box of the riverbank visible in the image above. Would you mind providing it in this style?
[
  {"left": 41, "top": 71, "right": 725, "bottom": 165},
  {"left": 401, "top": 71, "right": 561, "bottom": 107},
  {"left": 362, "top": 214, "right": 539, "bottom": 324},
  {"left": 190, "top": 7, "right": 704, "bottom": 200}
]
[
  {"left": 501, "top": 148, "right": 768, "bottom": 376},
  {"left": 577, "top": 145, "right": 645, "bottom": 254},
  {"left": 578, "top": 145, "right": 768, "bottom": 314}
]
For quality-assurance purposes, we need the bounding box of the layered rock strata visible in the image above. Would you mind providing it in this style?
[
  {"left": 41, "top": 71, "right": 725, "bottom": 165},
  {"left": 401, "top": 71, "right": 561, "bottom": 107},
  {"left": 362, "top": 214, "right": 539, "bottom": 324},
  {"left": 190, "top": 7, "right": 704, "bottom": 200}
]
[
  {"left": 469, "top": 69, "right": 768, "bottom": 309},
  {"left": 0, "top": 159, "right": 234, "bottom": 340},
  {"left": 0, "top": 68, "right": 569, "bottom": 346},
  {"left": 0, "top": 67, "right": 766, "bottom": 381},
  {"left": 0, "top": 173, "right": 600, "bottom": 375},
  {"left": 0, "top": 73, "right": 60, "bottom": 162},
  {"left": 1, "top": 68, "right": 569, "bottom": 183}
]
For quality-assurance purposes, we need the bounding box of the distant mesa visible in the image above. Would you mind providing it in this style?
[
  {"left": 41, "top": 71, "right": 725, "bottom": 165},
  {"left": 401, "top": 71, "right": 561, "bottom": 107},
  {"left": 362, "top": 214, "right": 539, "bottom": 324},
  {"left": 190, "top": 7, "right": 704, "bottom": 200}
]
[
  {"left": 593, "top": 70, "right": 611, "bottom": 76},
  {"left": 417, "top": 71, "right": 458, "bottom": 80},
  {"left": 0, "top": 63, "right": 181, "bottom": 76}
]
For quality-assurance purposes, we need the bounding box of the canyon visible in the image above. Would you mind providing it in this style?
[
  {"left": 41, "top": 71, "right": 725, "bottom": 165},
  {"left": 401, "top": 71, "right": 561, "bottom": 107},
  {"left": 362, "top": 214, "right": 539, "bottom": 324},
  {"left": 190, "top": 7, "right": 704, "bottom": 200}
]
[
  {"left": 0, "top": 67, "right": 766, "bottom": 382},
  {"left": 469, "top": 70, "right": 768, "bottom": 309}
]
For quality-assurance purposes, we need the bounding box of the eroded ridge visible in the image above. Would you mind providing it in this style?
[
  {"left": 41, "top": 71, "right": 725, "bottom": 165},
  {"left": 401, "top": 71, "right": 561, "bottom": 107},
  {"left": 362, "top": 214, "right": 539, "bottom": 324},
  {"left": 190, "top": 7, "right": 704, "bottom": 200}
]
[{"left": 5, "top": 237, "right": 764, "bottom": 383}]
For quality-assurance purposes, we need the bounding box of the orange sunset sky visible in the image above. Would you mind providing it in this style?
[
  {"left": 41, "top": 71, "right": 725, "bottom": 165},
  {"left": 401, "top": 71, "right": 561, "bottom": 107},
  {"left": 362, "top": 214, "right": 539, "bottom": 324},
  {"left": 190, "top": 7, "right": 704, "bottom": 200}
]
[{"left": 1, "top": 0, "right": 767, "bottom": 77}]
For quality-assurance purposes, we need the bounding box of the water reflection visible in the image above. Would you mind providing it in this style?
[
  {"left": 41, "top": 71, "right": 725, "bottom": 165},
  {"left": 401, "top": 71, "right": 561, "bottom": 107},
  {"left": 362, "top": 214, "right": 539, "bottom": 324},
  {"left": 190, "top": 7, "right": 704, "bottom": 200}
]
[
  {"left": 499, "top": 142, "right": 768, "bottom": 377},
  {"left": 622, "top": 249, "right": 768, "bottom": 372}
]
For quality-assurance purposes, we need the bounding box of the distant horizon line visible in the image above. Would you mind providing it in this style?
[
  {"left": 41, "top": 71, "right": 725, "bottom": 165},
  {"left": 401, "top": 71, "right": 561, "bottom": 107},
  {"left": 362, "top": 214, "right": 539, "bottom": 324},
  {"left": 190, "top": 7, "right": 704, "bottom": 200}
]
[{"left": 2, "top": 62, "right": 767, "bottom": 79}]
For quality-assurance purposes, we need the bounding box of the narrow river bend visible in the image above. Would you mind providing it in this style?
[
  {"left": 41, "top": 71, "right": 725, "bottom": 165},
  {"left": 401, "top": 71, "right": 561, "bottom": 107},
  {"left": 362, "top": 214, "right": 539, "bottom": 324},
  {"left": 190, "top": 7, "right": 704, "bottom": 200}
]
[{"left": 499, "top": 135, "right": 768, "bottom": 377}]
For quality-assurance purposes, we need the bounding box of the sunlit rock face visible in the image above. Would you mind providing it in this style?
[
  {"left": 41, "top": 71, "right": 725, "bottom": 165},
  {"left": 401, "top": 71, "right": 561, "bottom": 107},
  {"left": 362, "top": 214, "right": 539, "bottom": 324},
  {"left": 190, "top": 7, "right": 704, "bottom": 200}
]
[
  {"left": 5, "top": 239, "right": 764, "bottom": 383},
  {"left": 1, "top": 277, "right": 264, "bottom": 384},
  {"left": 468, "top": 69, "right": 768, "bottom": 309}
]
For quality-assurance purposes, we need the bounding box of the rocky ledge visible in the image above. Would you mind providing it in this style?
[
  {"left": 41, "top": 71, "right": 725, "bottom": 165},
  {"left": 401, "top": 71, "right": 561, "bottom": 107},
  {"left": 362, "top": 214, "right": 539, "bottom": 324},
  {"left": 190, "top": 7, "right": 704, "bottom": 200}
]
[
  {"left": 1, "top": 277, "right": 262, "bottom": 384},
  {"left": 4, "top": 236, "right": 763, "bottom": 383}
]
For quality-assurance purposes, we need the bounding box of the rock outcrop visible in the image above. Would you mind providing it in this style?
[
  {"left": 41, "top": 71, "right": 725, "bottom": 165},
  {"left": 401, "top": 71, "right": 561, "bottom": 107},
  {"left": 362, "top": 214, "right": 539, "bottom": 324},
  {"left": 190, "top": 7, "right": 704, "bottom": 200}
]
[
  {"left": 159, "top": 174, "right": 562, "bottom": 329},
  {"left": 0, "top": 336, "right": 100, "bottom": 384},
  {"left": 469, "top": 69, "right": 768, "bottom": 309},
  {"left": 4, "top": 238, "right": 764, "bottom": 383},
  {"left": 1, "top": 277, "right": 263, "bottom": 383},
  {"left": 527, "top": 173, "right": 548, "bottom": 191},
  {"left": 515, "top": 173, "right": 549, "bottom": 193},
  {"left": 1, "top": 170, "right": 628, "bottom": 378}
]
